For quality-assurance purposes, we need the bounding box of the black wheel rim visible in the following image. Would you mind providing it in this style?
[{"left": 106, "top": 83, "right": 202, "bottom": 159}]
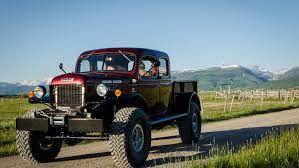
[{"left": 131, "top": 123, "right": 145, "bottom": 152}]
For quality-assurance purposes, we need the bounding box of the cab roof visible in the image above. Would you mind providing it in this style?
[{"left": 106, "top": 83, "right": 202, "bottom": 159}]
[{"left": 80, "top": 47, "right": 168, "bottom": 58}]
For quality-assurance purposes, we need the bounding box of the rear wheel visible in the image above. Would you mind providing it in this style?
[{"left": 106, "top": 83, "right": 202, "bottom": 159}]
[
  {"left": 16, "top": 109, "right": 62, "bottom": 163},
  {"left": 178, "top": 102, "right": 201, "bottom": 144},
  {"left": 109, "top": 107, "right": 151, "bottom": 168}
]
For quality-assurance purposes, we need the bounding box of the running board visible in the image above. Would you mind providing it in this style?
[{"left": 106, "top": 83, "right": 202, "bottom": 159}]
[
  {"left": 45, "top": 136, "right": 108, "bottom": 140},
  {"left": 150, "top": 113, "right": 188, "bottom": 125}
]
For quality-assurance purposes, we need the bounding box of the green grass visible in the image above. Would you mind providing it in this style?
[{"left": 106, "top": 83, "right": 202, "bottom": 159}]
[
  {"left": 0, "top": 95, "right": 298, "bottom": 157},
  {"left": 202, "top": 101, "right": 299, "bottom": 123},
  {"left": 200, "top": 91, "right": 299, "bottom": 122},
  {"left": 0, "top": 98, "right": 45, "bottom": 157},
  {"left": 0, "top": 126, "right": 17, "bottom": 157},
  {"left": 193, "top": 127, "right": 299, "bottom": 168}
]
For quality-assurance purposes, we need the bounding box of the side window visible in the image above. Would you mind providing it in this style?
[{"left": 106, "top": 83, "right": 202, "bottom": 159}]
[
  {"left": 159, "top": 58, "right": 168, "bottom": 77},
  {"left": 80, "top": 60, "right": 90, "bottom": 72},
  {"left": 96, "top": 60, "right": 103, "bottom": 70},
  {"left": 139, "top": 56, "right": 157, "bottom": 78}
]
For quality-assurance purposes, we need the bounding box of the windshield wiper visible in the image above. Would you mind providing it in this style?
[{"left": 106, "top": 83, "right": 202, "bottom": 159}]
[{"left": 118, "top": 50, "right": 132, "bottom": 62}]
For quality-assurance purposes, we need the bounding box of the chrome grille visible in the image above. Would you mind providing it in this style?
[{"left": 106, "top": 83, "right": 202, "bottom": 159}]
[{"left": 53, "top": 85, "right": 84, "bottom": 107}]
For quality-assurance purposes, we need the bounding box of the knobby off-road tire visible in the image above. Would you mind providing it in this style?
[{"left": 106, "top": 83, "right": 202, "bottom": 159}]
[
  {"left": 178, "top": 101, "right": 201, "bottom": 144},
  {"left": 109, "top": 107, "right": 151, "bottom": 168},
  {"left": 16, "top": 109, "right": 62, "bottom": 163}
]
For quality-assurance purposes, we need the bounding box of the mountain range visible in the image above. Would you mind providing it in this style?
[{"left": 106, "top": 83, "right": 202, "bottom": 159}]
[
  {"left": 0, "top": 65, "right": 298, "bottom": 95},
  {"left": 0, "top": 78, "right": 52, "bottom": 96},
  {"left": 172, "top": 65, "right": 299, "bottom": 91}
]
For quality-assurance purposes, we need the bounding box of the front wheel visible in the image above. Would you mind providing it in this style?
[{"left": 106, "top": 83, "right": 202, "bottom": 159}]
[
  {"left": 16, "top": 109, "right": 62, "bottom": 163},
  {"left": 178, "top": 102, "right": 202, "bottom": 144},
  {"left": 109, "top": 107, "right": 151, "bottom": 168}
]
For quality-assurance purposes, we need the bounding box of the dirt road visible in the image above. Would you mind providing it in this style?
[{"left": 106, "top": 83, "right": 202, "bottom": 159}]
[{"left": 1, "top": 108, "right": 299, "bottom": 168}]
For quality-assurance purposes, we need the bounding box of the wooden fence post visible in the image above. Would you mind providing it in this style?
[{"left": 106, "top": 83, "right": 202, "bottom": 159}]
[
  {"left": 284, "top": 93, "right": 287, "bottom": 104},
  {"left": 229, "top": 95, "right": 235, "bottom": 112},
  {"left": 240, "top": 98, "right": 244, "bottom": 108},
  {"left": 291, "top": 91, "right": 295, "bottom": 104},
  {"left": 260, "top": 91, "right": 264, "bottom": 107},
  {"left": 224, "top": 94, "right": 228, "bottom": 112},
  {"left": 249, "top": 93, "right": 254, "bottom": 106},
  {"left": 278, "top": 90, "right": 281, "bottom": 100},
  {"left": 200, "top": 95, "right": 204, "bottom": 114}
]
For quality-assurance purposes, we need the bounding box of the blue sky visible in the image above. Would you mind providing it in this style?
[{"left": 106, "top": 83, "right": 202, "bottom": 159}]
[{"left": 1, "top": 0, "right": 299, "bottom": 82}]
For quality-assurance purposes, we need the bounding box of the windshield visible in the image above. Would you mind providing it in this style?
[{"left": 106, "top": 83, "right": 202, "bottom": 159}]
[{"left": 77, "top": 53, "right": 135, "bottom": 73}]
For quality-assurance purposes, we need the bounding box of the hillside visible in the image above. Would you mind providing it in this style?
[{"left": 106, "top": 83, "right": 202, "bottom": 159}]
[
  {"left": 172, "top": 66, "right": 269, "bottom": 90},
  {"left": 172, "top": 66, "right": 299, "bottom": 91},
  {"left": 0, "top": 82, "right": 35, "bottom": 95},
  {"left": 261, "top": 67, "right": 299, "bottom": 89}
]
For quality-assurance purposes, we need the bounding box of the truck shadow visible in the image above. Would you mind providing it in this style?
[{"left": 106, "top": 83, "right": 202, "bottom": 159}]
[
  {"left": 54, "top": 152, "right": 110, "bottom": 162},
  {"left": 145, "top": 123, "right": 298, "bottom": 167},
  {"left": 50, "top": 123, "right": 297, "bottom": 167}
]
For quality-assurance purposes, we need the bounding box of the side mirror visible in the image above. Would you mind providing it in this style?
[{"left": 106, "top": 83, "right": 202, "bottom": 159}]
[
  {"left": 154, "top": 60, "right": 160, "bottom": 67},
  {"left": 59, "top": 63, "right": 63, "bottom": 69},
  {"left": 59, "top": 63, "right": 66, "bottom": 74}
]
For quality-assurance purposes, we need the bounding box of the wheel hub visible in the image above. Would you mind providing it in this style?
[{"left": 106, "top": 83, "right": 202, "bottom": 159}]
[
  {"left": 192, "top": 113, "right": 198, "bottom": 134},
  {"left": 131, "top": 124, "right": 144, "bottom": 152},
  {"left": 37, "top": 135, "right": 54, "bottom": 150}
]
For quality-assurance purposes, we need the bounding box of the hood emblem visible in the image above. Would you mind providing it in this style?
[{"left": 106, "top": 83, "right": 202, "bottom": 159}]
[
  {"left": 61, "top": 78, "right": 74, "bottom": 82},
  {"left": 102, "top": 80, "right": 122, "bottom": 84}
]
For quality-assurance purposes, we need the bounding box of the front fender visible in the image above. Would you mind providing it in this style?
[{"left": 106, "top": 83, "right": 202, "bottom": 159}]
[{"left": 118, "top": 93, "right": 149, "bottom": 114}]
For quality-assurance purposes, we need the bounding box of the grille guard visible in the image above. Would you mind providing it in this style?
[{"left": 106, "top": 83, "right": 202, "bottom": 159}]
[{"left": 16, "top": 117, "right": 104, "bottom": 133}]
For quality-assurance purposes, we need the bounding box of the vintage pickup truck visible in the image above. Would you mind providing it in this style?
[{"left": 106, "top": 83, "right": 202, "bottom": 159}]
[{"left": 16, "top": 48, "right": 202, "bottom": 167}]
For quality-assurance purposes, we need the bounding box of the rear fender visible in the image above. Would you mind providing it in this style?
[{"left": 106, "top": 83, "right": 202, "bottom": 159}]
[{"left": 175, "top": 92, "right": 202, "bottom": 115}]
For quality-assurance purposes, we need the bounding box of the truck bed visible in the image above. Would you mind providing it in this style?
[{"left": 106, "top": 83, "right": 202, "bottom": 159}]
[{"left": 173, "top": 80, "right": 197, "bottom": 94}]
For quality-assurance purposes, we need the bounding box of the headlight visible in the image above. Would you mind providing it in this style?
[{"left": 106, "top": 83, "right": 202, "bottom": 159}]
[
  {"left": 96, "top": 84, "right": 108, "bottom": 96},
  {"left": 33, "top": 86, "right": 46, "bottom": 98}
]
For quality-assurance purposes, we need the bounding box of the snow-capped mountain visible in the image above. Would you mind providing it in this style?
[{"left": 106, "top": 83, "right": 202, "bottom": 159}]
[
  {"left": 246, "top": 65, "right": 274, "bottom": 80},
  {"left": 220, "top": 64, "right": 242, "bottom": 69},
  {"left": 15, "top": 77, "right": 53, "bottom": 86},
  {"left": 172, "top": 64, "right": 294, "bottom": 81},
  {"left": 172, "top": 65, "right": 299, "bottom": 90},
  {"left": 272, "top": 68, "right": 293, "bottom": 80},
  {"left": 0, "top": 77, "right": 53, "bottom": 95}
]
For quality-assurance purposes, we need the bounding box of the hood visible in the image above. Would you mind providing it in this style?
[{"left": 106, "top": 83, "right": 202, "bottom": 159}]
[{"left": 51, "top": 73, "right": 131, "bottom": 85}]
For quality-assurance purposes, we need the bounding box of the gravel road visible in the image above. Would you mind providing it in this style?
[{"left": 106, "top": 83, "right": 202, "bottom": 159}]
[{"left": 1, "top": 108, "right": 299, "bottom": 168}]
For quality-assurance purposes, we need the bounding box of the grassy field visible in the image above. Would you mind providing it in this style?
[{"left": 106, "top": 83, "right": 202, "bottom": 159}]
[
  {"left": 192, "top": 127, "right": 299, "bottom": 168},
  {"left": 0, "top": 98, "right": 45, "bottom": 157},
  {"left": 202, "top": 99, "right": 299, "bottom": 122},
  {"left": 0, "top": 93, "right": 298, "bottom": 157}
]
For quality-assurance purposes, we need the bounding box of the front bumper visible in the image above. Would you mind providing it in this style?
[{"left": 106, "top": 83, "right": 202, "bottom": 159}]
[{"left": 16, "top": 117, "right": 104, "bottom": 132}]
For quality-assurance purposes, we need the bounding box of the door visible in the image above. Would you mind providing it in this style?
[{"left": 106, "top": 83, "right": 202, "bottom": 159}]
[
  {"left": 158, "top": 58, "right": 172, "bottom": 114},
  {"left": 137, "top": 55, "right": 161, "bottom": 118}
]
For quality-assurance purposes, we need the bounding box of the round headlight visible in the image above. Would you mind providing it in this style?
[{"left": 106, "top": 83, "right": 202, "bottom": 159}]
[
  {"left": 96, "top": 84, "right": 108, "bottom": 96},
  {"left": 33, "top": 86, "right": 46, "bottom": 98}
]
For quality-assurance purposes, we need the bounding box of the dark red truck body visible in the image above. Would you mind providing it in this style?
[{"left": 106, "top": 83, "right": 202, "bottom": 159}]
[{"left": 16, "top": 48, "right": 202, "bottom": 167}]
